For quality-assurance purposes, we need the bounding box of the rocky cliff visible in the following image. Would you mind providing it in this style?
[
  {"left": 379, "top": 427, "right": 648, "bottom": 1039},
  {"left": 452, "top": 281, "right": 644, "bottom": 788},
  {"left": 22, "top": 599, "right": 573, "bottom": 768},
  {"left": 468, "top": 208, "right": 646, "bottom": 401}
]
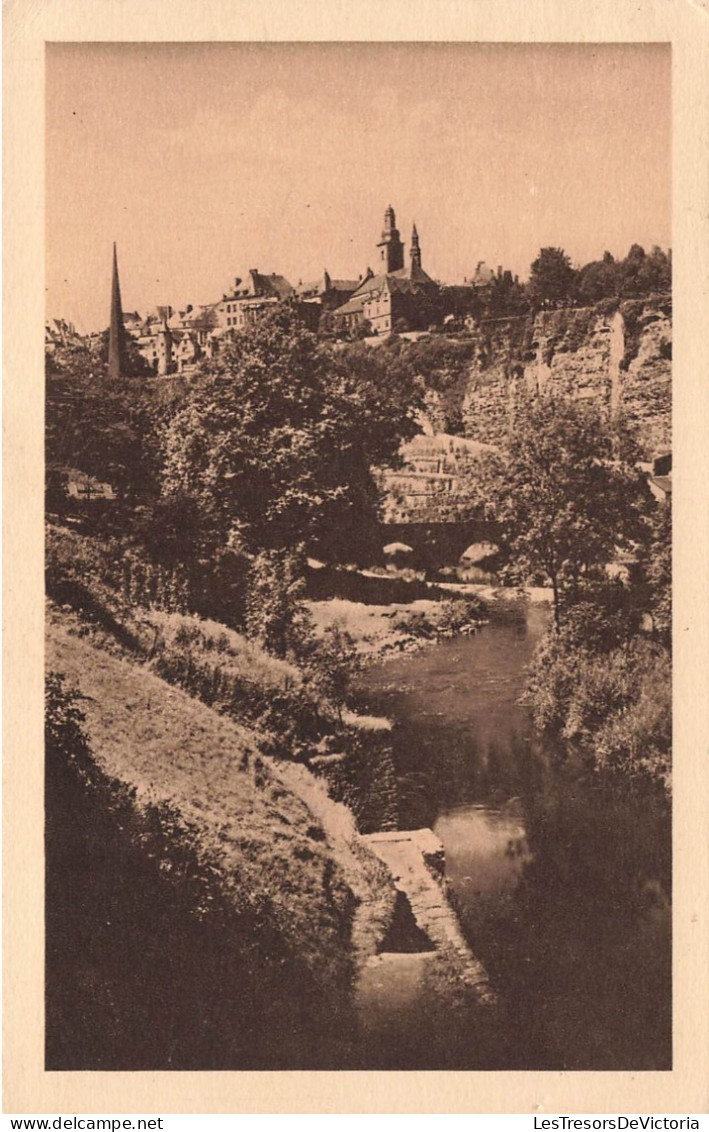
[{"left": 460, "top": 295, "right": 671, "bottom": 457}]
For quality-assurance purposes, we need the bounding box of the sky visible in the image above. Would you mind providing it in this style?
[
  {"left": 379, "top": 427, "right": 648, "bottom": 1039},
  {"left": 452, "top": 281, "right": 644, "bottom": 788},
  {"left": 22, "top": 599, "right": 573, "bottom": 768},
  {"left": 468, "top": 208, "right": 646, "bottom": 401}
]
[{"left": 46, "top": 42, "right": 671, "bottom": 332}]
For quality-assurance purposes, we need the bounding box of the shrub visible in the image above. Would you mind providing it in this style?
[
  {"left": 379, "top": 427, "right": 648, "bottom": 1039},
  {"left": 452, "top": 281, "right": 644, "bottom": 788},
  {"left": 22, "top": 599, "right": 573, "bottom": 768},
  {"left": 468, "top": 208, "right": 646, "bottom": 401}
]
[
  {"left": 147, "top": 612, "right": 331, "bottom": 756},
  {"left": 46, "top": 524, "right": 191, "bottom": 618},
  {"left": 524, "top": 633, "right": 671, "bottom": 790},
  {"left": 244, "top": 549, "right": 313, "bottom": 660},
  {"left": 299, "top": 622, "right": 363, "bottom": 722},
  {"left": 392, "top": 596, "right": 488, "bottom": 639}
]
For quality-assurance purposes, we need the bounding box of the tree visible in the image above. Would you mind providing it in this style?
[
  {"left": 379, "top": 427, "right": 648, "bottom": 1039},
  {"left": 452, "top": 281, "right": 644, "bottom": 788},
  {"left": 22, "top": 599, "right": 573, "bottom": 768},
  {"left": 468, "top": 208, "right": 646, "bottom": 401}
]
[
  {"left": 161, "top": 307, "right": 423, "bottom": 558},
  {"left": 528, "top": 247, "right": 576, "bottom": 308},
  {"left": 46, "top": 341, "right": 161, "bottom": 501},
  {"left": 481, "top": 395, "right": 653, "bottom": 628},
  {"left": 635, "top": 245, "right": 672, "bottom": 297},
  {"left": 574, "top": 252, "right": 620, "bottom": 305},
  {"left": 99, "top": 327, "right": 155, "bottom": 377}
]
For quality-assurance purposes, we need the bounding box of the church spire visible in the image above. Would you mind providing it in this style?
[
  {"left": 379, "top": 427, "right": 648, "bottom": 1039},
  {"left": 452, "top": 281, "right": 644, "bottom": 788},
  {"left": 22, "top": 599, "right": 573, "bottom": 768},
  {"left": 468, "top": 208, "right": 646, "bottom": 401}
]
[
  {"left": 108, "top": 242, "right": 127, "bottom": 379},
  {"left": 410, "top": 222, "right": 421, "bottom": 270}
]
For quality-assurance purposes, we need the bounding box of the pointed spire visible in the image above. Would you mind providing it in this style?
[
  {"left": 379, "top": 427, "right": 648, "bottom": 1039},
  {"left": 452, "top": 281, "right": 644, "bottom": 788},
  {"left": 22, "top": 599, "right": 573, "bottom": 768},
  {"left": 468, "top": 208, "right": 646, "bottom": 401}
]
[
  {"left": 410, "top": 222, "right": 422, "bottom": 270},
  {"left": 108, "top": 242, "right": 127, "bottom": 379}
]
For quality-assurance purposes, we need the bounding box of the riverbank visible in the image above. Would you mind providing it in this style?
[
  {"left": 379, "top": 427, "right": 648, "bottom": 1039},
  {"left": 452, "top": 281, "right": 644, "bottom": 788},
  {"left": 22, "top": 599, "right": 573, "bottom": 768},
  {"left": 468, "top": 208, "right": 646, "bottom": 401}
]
[
  {"left": 306, "top": 582, "right": 553, "bottom": 659},
  {"left": 46, "top": 603, "right": 405, "bottom": 1067},
  {"left": 353, "top": 603, "right": 672, "bottom": 1070}
]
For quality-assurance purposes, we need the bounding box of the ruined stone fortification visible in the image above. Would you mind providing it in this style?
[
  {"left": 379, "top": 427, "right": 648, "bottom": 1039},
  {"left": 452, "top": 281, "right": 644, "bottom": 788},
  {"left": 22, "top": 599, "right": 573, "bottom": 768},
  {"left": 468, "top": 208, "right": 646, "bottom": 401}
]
[{"left": 461, "top": 295, "right": 671, "bottom": 456}]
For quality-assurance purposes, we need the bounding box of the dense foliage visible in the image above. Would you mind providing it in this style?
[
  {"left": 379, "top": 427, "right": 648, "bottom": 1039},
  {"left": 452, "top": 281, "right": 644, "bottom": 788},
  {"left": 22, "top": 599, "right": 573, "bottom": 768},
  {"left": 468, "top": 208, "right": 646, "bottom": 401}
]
[
  {"left": 525, "top": 623, "right": 671, "bottom": 788},
  {"left": 160, "top": 309, "right": 423, "bottom": 559},
  {"left": 478, "top": 396, "right": 653, "bottom": 627},
  {"left": 520, "top": 500, "right": 671, "bottom": 789},
  {"left": 462, "top": 394, "right": 672, "bottom": 789},
  {"left": 397, "top": 336, "right": 478, "bottom": 434},
  {"left": 46, "top": 341, "right": 162, "bottom": 502},
  {"left": 526, "top": 244, "right": 671, "bottom": 312}
]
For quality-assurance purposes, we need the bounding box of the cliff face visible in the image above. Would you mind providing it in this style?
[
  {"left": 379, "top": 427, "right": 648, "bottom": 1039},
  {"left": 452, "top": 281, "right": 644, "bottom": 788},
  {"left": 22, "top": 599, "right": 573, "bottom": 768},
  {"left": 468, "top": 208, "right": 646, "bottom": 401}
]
[{"left": 460, "top": 295, "right": 671, "bottom": 456}]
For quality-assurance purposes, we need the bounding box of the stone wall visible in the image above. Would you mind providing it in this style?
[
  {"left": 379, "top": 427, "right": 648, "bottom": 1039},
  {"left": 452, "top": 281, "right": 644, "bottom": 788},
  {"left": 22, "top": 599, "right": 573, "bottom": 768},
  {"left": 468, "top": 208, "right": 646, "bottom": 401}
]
[
  {"left": 460, "top": 296, "right": 671, "bottom": 457},
  {"left": 619, "top": 297, "right": 672, "bottom": 455}
]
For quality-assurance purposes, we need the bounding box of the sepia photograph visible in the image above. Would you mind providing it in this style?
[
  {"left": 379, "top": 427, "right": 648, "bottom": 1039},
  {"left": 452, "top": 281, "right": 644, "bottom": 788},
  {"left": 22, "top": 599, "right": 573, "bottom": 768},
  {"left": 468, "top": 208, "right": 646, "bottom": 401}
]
[{"left": 41, "top": 39, "right": 676, "bottom": 1076}]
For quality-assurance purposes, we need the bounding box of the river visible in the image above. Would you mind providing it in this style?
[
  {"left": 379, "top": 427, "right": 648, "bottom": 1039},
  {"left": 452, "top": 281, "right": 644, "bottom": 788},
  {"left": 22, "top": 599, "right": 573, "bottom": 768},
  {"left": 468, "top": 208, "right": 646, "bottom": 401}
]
[{"left": 354, "top": 597, "right": 672, "bottom": 1071}]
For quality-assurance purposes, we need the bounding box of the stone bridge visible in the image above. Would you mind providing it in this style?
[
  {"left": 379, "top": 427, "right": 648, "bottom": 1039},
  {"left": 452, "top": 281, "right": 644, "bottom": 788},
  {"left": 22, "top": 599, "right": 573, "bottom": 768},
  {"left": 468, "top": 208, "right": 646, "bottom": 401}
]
[{"left": 379, "top": 519, "right": 501, "bottom": 571}]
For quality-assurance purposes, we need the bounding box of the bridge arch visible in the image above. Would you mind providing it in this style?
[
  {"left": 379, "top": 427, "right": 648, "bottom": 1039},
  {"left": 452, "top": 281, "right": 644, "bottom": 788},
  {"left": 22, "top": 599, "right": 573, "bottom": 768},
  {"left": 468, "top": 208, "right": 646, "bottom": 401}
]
[{"left": 378, "top": 520, "right": 501, "bottom": 572}]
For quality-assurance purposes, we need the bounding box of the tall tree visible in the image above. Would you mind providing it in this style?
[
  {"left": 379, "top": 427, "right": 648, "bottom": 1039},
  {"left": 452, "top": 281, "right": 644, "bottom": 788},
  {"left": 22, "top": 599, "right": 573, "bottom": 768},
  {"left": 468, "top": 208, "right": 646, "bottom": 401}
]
[
  {"left": 528, "top": 247, "right": 576, "bottom": 308},
  {"left": 161, "top": 307, "right": 423, "bottom": 558},
  {"left": 481, "top": 396, "right": 653, "bottom": 628},
  {"left": 574, "top": 252, "right": 621, "bottom": 305}
]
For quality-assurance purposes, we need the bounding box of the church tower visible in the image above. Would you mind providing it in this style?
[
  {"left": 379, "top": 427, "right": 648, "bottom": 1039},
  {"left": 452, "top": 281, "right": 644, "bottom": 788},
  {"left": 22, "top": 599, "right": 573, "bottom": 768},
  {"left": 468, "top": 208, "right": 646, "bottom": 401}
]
[
  {"left": 377, "top": 205, "right": 405, "bottom": 274},
  {"left": 108, "top": 242, "right": 127, "bottom": 379},
  {"left": 410, "top": 222, "right": 422, "bottom": 271}
]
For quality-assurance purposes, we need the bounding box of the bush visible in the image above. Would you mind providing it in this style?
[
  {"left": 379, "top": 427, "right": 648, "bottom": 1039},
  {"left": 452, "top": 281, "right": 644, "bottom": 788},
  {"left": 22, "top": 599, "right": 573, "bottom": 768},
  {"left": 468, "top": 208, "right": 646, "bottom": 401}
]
[
  {"left": 436, "top": 596, "right": 488, "bottom": 632},
  {"left": 46, "top": 524, "right": 191, "bottom": 619},
  {"left": 299, "top": 622, "right": 363, "bottom": 722},
  {"left": 525, "top": 633, "right": 671, "bottom": 790},
  {"left": 392, "top": 596, "right": 488, "bottom": 638},
  {"left": 147, "top": 612, "right": 331, "bottom": 757}
]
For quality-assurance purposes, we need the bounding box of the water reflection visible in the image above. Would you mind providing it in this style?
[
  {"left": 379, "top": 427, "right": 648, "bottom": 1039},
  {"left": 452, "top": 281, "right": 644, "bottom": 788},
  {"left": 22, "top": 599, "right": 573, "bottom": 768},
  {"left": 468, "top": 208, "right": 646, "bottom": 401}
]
[
  {"left": 435, "top": 804, "right": 530, "bottom": 901},
  {"left": 356, "top": 599, "right": 671, "bottom": 1070}
]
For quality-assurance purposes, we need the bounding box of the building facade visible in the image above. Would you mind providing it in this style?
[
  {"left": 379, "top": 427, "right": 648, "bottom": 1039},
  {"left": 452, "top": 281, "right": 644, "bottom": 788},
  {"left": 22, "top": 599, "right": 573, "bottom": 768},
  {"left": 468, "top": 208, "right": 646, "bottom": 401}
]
[
  {"left": 103, "top": 209, "right": 452, "bottom": 374},
  {"left": 333, "top": 207, "right": 439, "bottom": 335}
]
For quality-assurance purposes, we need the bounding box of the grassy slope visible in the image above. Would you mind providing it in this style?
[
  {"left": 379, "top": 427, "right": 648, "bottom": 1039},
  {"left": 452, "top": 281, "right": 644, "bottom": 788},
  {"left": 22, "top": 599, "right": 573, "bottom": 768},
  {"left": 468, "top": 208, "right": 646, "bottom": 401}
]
[{"left": 47, "top": 605, "right": 394, "bottom": 986}]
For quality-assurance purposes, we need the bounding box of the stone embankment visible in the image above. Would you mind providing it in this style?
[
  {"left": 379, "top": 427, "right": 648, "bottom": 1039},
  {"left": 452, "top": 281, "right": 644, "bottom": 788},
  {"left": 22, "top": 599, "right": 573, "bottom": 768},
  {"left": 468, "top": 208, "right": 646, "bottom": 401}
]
[{"left": 361, "top": 828, "right": 496, "bottom": 1005}]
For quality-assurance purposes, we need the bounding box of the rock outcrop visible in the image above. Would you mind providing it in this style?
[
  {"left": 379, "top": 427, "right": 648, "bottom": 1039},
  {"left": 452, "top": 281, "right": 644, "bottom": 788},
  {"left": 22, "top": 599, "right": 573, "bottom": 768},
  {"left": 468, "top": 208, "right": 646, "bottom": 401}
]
[{"left": 461, "top": 295, "right": 671, "bottom": 457}]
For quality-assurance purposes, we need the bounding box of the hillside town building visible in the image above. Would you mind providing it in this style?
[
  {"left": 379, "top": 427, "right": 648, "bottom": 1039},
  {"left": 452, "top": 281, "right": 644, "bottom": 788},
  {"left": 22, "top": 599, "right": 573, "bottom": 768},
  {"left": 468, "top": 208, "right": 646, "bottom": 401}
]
[
  {"left": 103, "top": 207, "right": 442, "bottom": 373},
  {"left": 45, "top": 317, "right": 81, "bottom": 352},
  {"left": 332, "top": 208, "right": 439, "bottom": 335},
  {"left": 50, "top": 207, "right": 521, "bottom": 376}
]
